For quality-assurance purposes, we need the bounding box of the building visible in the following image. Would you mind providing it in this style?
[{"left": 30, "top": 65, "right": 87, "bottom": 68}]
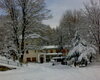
[
  {"left": 23, "top": 47, "right": 40, "bottom": 63},
  {"left": 23, "top": 45, "right": 70, "bottom": 63},
  {"left": 38, "top": 46, "right": 62, "bottom": 63}
]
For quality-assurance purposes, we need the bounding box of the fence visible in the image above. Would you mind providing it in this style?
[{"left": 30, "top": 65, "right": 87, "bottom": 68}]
[{"left": 0, "top": 59, "right": 20, "bottom": 67}]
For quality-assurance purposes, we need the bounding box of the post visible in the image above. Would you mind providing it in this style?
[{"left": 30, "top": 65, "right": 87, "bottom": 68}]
[{"left": 44, "top": 54, "right": 46, "bottom": 62}]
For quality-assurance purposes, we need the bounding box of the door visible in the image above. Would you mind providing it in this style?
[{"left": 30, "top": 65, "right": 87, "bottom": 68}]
[
  {"left": 32, "top": 57, "right": 36, "bottom": 62},
  {"left": 40, "top": 57, "right": 44, "bottom": 63}
]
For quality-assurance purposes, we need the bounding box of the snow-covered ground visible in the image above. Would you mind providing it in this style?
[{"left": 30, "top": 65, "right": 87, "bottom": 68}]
[{"left": 0, "top": 63, "right": 100, "bottom": 80}]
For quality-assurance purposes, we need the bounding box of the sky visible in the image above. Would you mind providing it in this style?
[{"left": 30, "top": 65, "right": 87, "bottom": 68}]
[{"left": 43, "top": 0, "right": 90, "bottom": 28}]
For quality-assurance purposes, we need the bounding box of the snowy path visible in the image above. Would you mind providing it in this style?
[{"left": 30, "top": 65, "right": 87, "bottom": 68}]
[{"left": 0, "top": 63, "right": 100, "bottom": 80}]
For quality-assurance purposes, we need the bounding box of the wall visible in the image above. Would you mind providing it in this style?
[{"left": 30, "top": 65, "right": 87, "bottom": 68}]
[{"left": 23, "top": 50, "right": 39, "bottom": 63}]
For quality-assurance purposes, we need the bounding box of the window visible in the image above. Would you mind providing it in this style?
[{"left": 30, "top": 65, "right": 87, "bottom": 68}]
[
  {"left": 27, "top": 58, "right": 31, "bottom": 62},
  {"left": 40, "top": 50, "right": 43, "bottom": 52},
  {"left": 26, "top": 50, "right": 29, "bottom": 54},
  {"left": 62, "top": 49, "right": 67, "bottom": 53},
  {"left": 26, "top": 43, "right": 28, "bottom": 45},
  {"left": 50, "top": 50, "right": 53, "bottom": 53},
  {"left": 56, "top": 49, "right": 60, "bottom": 53},
  {"left": 35, "top": 50, "right": 37, "bottom": 53},
  {"left": 32, "top": 57, "right": 36, "bottom": 62},
  {"left": 46, "top": 50, "right": 48, "bottom": 53}
]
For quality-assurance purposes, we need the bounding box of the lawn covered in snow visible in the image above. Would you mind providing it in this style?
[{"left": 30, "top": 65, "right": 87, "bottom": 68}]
[{"left": 0, "top": 63, "right": 100, "bottom": 80}]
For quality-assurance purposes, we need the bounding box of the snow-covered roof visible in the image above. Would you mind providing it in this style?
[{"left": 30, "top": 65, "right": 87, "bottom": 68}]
[
  {"left": 46, "top": 53, "right": 62, "bottom": 55},
  {"left": 52, "top": 56, "right": 66, "bottom": 59},
  {"left": 27, "top": 45, "right": 70, "bottom": 50},
  {"left": 27, "top": 45, "right": 58, "bottom": 50},
  {"left": 40, "top": 53, "right": 62, "bottom": 55},
  {"left": 19, "top": 33, "right": 41, "bottom": 39},
  {"left": 26, "top": 33, "right": 41, "bottom": 39},
  {"left": 26, "top": 45, "right": 41, "bottom": 50},
  {"left": 42, "top": 45, "right": 58, "bottom": 49},
  {"left": 64, "top": 45, "right": 71, "bottom": 48}
]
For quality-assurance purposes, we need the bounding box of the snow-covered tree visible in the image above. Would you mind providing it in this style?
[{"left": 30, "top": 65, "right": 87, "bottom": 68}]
[
  {"left": 0, "top": 0, "right": 51, "bottom": 62},
  {"left": 67, "top": 32, "right": 96, "bottom": 66},
  {"left": 58, "top": 10, "right": 83, "bottom": 45},
  {"left": 84, "top": 0, "right": 100, "bottom": 54}
]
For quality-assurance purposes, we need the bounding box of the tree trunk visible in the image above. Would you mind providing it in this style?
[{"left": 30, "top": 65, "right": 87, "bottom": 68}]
[
  {"left": 20, "top": 2, "right": 27, "bottom": 62},
  {"left": 99, "top": 46, "right": 100, "bottom": 54}
]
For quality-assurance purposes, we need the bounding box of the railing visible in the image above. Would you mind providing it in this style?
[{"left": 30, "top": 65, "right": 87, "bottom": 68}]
[{"left": 0, "top": 59, "right": 20, "bottom": 67}]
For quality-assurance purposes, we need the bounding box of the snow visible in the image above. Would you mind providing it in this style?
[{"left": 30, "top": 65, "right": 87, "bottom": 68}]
[
  {"left": 51, "top": 56, "right": 66, "bottom": 59},
  {"left": 46, "top": 53, "right": 62, "bottom": 55},
  {"left": 19, "top": 33, "right": 41, "bottom": 39},
  {"left": 67, "top": 32, "right": 97, "bottom": 63},
  {"left": 42, "top": 45, "right": 58, "bottom": 49},
  {"left": 0, "top": 56, "right": 20, "bottom": 67},
  {"left": 40, "top": 53, "right": 62, "bottom": 55},
  {"left": 0, "top": 63, "right": 100, "bottom": 80},
  {"left": 26, "top": 33, "right": 41, "bottom": 39},
  {"left": 67, "top": 43, "right": 85, "bottom": 57},
  {"left": 78, "top": 46, "right": 96, "bottom": 62},
  {"left": 0, "top": 56, "right": 7, "bottom": 60},
  {"left": 0, "top": 63, "right": 19, "bottom": 69},
  {"left": 67, "top": 43, "right": 97, "bottom": 63}
]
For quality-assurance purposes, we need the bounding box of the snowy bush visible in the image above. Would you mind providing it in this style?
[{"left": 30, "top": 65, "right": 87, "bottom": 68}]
[
  {"left": 66, "top": 32, "right": 96, "bottom": 66},
  {"left": 78, "top": 46, "right": 96, "bottom": 62}
]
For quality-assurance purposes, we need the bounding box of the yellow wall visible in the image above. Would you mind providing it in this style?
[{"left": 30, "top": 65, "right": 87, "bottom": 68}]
[
  {"left": 43, "top": 49, "right": 55, "bottom": 53},
  {"left": 23, "top": 48, "right": 68, "bottom": 63},
  {"left": 23, "top": 50, "right": 39, "bottom": 63},
  {"left": 53, "top": 49, "right": 56, "bottom": 53},
  {"left": 46, "top": 49, "right": 56, "bottom": 53}
]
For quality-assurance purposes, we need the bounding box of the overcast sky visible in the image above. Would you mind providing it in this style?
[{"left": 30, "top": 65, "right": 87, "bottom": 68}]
[{"left": 43, "top": 0, "right": 90, "bottom": 28}]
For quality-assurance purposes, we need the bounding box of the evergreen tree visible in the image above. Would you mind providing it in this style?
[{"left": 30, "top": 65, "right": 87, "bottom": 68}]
[{"left": 67, "top": 32, "right": 96, "bottom": 66}]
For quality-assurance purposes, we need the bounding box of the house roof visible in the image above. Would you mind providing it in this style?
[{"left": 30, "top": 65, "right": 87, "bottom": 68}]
[
  {"left": 42, "top": 45, "right": 58, "bottom": 49},
  {"left": 40, "top": 53, "right": 62, "bottom": 55},
  {"left": 27, "top": 45, "right": 71, "bottom": 50},
  {"left": 19, "top": 33, "right": 41, "bottom": 40},
  {"left": 26, "top": 45, "right": 59, "bottom": 50}
]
